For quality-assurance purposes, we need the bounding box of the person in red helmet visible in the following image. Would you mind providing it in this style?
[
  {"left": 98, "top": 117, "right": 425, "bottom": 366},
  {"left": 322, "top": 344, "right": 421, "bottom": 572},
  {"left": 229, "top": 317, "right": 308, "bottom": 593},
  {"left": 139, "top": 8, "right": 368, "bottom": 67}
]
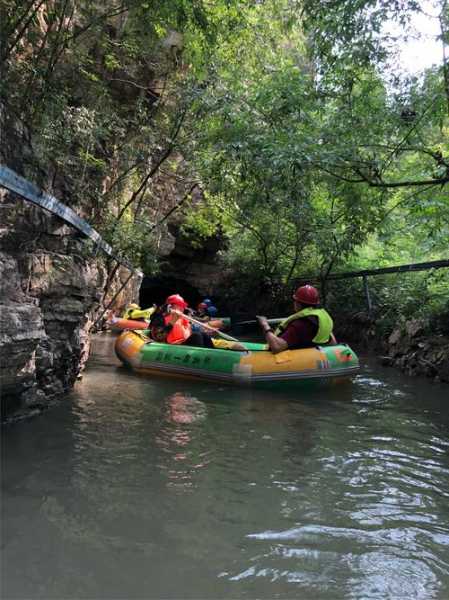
[
  {"left": 150, "top": 294, "right": 213, "bottom": 347},
  {"left": 149, "top": 294, "right": 191, "bottom": 344},
  {"left": 166, "top": 294, "right": 188, "bottom": 310},
  {"left": 256, "top": 285, "right": 336, "bottom": 354}
]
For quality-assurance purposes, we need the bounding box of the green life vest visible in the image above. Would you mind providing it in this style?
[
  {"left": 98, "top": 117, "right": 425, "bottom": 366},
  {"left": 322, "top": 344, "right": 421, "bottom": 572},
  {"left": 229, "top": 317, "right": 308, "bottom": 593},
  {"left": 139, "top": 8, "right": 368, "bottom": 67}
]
[{"left": 275, "top": 307, "right": 334, "bottom": 344}]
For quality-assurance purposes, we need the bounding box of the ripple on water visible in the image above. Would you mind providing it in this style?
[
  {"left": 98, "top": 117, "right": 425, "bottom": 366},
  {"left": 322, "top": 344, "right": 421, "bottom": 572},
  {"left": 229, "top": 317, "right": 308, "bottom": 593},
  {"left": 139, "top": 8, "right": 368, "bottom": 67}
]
[
  {"left": 2, "top": 342, "right": 449, "bottom": 600},
  {"left": 221, "top": 523, "right": 446, "bottom": 598}
]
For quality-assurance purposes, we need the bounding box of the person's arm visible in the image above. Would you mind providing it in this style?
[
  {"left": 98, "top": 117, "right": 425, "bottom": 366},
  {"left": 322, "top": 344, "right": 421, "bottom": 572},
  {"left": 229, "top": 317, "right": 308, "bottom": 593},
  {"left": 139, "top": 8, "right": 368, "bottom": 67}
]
[
  {"left": 256, "top": 316, "right": 288, "bottom": 354},
  {"left": 167, "top": 308, "right": 181, "bottom": 323},
  {"left": 264, "top": 331, "right": 289, "bottom": 353}
]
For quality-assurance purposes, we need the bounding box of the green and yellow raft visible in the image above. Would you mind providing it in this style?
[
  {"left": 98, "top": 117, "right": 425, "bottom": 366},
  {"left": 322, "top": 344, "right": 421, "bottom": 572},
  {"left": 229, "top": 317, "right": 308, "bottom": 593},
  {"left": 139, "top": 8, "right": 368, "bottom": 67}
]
[{"left": 115, "top": 331, "right": 360, "bottom": 388}]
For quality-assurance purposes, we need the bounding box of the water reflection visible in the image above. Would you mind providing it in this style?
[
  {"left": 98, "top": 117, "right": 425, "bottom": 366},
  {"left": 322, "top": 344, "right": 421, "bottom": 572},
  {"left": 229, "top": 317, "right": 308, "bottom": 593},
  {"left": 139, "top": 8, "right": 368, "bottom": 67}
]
[
  {"left": 165, "top": 391, "right": 207, "bottom": 426},
  {"left": 155, "top": 392, "right": 210, "bottom": 492},
  {"left": 2, "top": 345, "right": 449, "bottom": 600}
]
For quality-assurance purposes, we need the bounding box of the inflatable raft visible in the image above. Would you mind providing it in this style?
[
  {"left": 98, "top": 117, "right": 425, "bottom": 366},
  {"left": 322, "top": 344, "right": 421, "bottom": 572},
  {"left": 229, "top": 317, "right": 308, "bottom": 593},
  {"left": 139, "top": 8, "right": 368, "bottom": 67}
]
[
  {"left": 115, "top": 331, "right": 360, "bottom": 388},
  {"left": 107, "top": 316, "right": 149, "bottom": 331}
]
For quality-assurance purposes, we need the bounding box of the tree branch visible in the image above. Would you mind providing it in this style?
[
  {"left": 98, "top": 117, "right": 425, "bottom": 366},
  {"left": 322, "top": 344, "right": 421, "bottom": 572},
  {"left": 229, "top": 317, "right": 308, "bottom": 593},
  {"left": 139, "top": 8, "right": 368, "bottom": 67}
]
[
  {"left": 315, "top": 161, "right": 449, "bottom": 188},
  {"left": 147, "top": 183, "right": 199, "bottom": 233},
  {"left": 2, "top": 0, "right": 47, "bottom": 62},
  {"left": 112, "top": 106, "right": 189, "bottom": 230}
]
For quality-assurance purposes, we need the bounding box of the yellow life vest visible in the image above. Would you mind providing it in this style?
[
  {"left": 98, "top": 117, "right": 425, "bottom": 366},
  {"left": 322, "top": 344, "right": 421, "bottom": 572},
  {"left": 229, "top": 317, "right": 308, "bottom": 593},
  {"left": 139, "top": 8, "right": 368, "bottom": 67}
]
[
  {"left": 122, "top": 304, "right": 140, "bottom": 319},
  {"left": 129, "top": 307, "right": 155, "bottom": 321},
  {"left": 275, "top": 307, "right": 333, "bottom": 344}
]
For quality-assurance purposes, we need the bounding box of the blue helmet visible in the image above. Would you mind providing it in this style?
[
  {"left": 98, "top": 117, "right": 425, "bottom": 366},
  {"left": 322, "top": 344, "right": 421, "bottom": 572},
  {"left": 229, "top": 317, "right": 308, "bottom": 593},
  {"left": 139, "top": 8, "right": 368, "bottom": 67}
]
[
  {"left": 202, "top": 298, "right": 212, "bottom": 306},
  {"left": 207, "top": 305, "right": 218, "bottom": 317}
]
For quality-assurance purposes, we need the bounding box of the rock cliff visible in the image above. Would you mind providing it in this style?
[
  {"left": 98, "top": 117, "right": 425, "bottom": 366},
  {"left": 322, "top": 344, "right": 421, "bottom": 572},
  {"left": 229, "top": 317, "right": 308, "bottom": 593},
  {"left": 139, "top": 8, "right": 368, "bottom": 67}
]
[
  {"left": 380, "top": 319, "right": 449, "bottom": 383},
  {"left": 0, "top": 188, "right": 141, "bottom": 421},
  {"left": 335, "top": 311, "right": 449, "bottom": 383}
]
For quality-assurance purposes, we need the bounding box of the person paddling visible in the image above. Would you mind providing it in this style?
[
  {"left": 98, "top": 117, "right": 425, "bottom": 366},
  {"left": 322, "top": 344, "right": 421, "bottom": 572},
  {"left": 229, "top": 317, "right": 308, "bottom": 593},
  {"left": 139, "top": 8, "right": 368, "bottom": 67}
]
[
  {"left": 256, "top": 285, "right": 337, "bottom": 354},
  {"left": 150, "top": 294, "right": 214, "bottom": 348}
]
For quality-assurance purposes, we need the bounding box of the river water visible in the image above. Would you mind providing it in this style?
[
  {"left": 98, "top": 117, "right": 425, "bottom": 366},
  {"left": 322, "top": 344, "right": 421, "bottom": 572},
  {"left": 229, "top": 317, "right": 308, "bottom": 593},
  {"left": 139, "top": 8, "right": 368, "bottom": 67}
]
[{"left": 2, "top": 334, "right": 449, "bottom": 599}]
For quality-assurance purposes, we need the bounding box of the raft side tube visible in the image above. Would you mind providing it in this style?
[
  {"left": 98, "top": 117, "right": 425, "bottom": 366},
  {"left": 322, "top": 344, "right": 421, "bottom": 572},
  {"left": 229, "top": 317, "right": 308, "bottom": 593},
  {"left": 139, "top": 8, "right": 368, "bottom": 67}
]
[{"left": 114, "top": 331, "right": 360, "bottom": 387}]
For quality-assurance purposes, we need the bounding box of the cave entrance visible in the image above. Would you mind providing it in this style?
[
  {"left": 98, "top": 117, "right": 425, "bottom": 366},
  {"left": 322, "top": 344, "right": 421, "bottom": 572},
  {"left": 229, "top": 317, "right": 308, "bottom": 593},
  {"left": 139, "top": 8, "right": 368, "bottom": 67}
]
[{"left": 139, "top": 276, "right": 203, "bottom": 310}]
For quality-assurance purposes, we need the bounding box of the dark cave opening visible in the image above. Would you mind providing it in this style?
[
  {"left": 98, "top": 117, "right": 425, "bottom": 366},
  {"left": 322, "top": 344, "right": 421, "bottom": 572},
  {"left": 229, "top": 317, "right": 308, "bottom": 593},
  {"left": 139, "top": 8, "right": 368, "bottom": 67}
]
[{"left": 139, "top": 276, "right": 213, "bottom": 310}]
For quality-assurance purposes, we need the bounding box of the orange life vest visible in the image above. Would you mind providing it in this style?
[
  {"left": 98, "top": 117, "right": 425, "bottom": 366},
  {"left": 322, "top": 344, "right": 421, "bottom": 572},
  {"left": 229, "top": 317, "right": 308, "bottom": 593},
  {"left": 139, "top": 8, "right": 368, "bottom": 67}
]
[{"left": 164, "top": 314, "right": 191, "bottom": 345}]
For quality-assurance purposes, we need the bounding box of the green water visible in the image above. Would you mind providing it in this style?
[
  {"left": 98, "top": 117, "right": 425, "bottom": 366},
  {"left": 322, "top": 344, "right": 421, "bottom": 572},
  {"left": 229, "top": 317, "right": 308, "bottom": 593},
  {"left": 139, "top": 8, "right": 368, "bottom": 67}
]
[{"left": 2, "top": 334, "right": 449, "bottom": 599}]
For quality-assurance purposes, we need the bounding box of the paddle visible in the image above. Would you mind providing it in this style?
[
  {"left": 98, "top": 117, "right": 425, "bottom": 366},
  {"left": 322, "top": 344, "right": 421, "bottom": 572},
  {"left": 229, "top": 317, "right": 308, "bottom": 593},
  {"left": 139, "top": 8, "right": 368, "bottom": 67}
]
[
  {"left": 172, "top": 310, "right": 241, "bottom": 343},
  {"left": 234, "top": 317, "right": 285, "bottom": 327}
]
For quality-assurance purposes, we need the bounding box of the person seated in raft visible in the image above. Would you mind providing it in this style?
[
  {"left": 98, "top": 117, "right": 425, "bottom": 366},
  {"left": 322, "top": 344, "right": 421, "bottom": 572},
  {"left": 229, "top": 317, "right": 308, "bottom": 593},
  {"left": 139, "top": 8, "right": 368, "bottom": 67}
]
[
  {"left": 122, "top": 303, "right": 156, "bottom": 322},
  {"left": 149, "top": 294, "right": 214, "bottom": 348},
  {"left": 195, "top": 302, "right": 210, "bottom": 322},
  {"left": 130, "top": 305, "right": 156, "bottom": 321},
  {"left": 122, "top": 303, "right": 140, "bottom": 319},
  {"left": 256, "top": 284, "right": 337, "bottom": 354},
  {"left": 196, "top": 298, "right": 219, "bottom": 319},
  {"left": 206, "top": 304, "right": 218, "bottom": 318},
  {"left": 202, "top": 298, "right": 215, "bottom": 313}
]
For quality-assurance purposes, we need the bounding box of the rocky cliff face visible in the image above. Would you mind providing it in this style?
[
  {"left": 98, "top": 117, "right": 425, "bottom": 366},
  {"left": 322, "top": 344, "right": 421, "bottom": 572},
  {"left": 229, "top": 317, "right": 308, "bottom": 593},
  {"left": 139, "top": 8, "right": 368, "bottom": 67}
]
[
  {"left": 380, "top": 319, "right": 449, "bottom": 383},
  {"left": 0, "top": 188, "right": 141, "bottom": 421},
  {"left": 136, "top": 160, "right": 228, "bottom": 296},
  {"left": 335, "top": 311, "right": 449, "bottom": 383}
]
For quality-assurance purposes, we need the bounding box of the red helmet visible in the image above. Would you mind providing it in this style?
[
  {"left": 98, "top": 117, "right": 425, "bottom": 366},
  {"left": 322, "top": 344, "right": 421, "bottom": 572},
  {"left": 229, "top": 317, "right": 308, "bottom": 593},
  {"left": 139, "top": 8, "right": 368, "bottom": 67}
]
[
  {"left": 197, "top": 302, "right": 207, "bottom": 310},
  {"left": 166, "top": 294, "right": 188, "bottom": 309},
  {"left": 293, "top": 285, "right": 320, "bottom": 305}
]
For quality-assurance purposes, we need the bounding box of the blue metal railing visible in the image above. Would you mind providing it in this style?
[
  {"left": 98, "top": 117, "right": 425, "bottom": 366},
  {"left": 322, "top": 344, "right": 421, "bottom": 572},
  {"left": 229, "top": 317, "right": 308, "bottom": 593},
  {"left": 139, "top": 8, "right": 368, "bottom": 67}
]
[{"left": 0, "top": 164, "right": 142, "bottom": 275}]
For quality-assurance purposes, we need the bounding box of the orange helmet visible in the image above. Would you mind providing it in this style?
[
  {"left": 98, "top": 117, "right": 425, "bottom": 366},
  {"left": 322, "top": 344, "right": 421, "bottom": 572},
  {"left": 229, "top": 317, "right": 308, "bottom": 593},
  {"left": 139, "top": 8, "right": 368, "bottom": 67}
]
[
  {"left": 166, "top": 294, "right": 188, "bottom": 309},
  {"left": 293, "top": 285, "right": 319, "bottom": 305}
]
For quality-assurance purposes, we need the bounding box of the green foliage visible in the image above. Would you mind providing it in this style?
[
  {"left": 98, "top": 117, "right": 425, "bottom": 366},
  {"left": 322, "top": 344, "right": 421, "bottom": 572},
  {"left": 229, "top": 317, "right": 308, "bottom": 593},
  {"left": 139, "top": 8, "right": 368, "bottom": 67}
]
[
  {"left": 180, "top": 192, "right": 229, "bottom": 244},
  {"left": 102, "top": 212, "right": 160, "bottom": 275},
  {"left": 180, "top": 0, "right": 449, "bottom": 325},
  {"left": 1, "top": 0, "right": 448, "bottom": 331},
  {"left": 326, "top": 269, "right": 449, "bottom": 336},
  {"left": 1, "top": 0, "right": 245, "bottom": 272}
]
